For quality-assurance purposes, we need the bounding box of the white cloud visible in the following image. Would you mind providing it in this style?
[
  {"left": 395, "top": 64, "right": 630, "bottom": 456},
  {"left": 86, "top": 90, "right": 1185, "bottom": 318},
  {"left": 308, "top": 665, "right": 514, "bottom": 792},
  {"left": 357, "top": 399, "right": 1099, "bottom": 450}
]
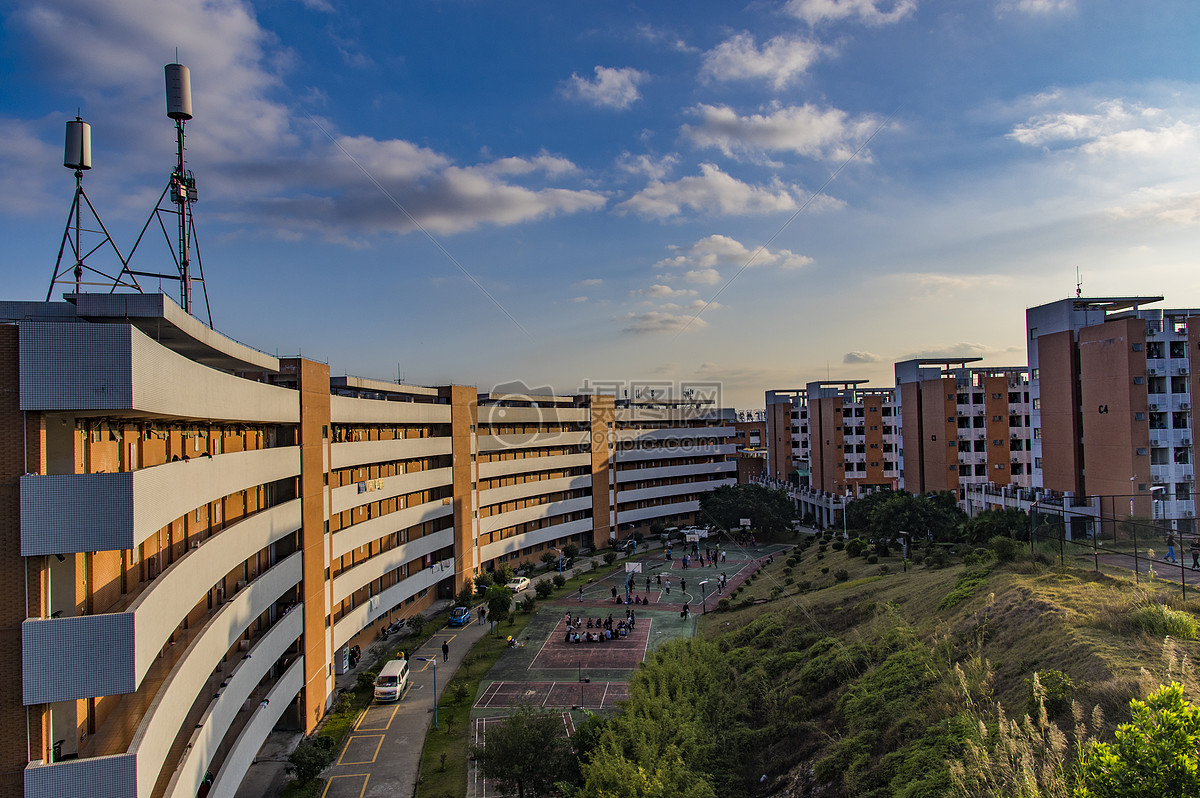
[
  {"left": 699, "top": 33, "right": 825, "bottom": 90},
  {"left": 894, "top": 272, "right": 1011, "bottom": 298},
  {"left": 621, "top": 310, "right": 708, "bottom": 335},
  {"left": 1009, "top": 99, "right": 1198, "bottom": 158},
  {"left": 785, "top": 0, "right": 917, "bottom": 26},
  {"left": 655, "top": 234, "right": 814, "bottom": 282},
  {"left": 1109, "top": 191, "right": 1200, "bottom": 227},
  {"left": 634, "top": 284, "right": 696, "bottom": 299},
  {"left": 843, "top": 350, "right": 882, "bottom": 364},
  {"left": 900, "top": 342, "right": 1023, "bottom": 361},
  {"left": 616, "top": 151, "right": 680, "bottom": 181},
  {"left": 681, "top": 103, "right": 882, "bottom": 163},
  {"left": 571, "top": 296, "right": 588, "bottom": 303},
  {"left": 3, "top": 0, "right": 609, "bottom": 240},
  {"left": 561, "top": 66, "right": 649, "bottom": 110},
  {"left": 576, "top": 278, "right": 604, "bottom": 287},
  {"left": 995, "top": 0, "right": 1076, "bottom": 17},
  {"left": 616, "top": 164, "right": 800, "bottom": 218}
]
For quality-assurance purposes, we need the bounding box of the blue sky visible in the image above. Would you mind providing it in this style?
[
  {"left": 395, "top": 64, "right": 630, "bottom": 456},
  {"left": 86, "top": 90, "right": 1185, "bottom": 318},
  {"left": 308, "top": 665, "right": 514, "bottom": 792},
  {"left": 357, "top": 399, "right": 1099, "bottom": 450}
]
[{"left": 3, "top": 0, "right": 1200, "bottom": 408}]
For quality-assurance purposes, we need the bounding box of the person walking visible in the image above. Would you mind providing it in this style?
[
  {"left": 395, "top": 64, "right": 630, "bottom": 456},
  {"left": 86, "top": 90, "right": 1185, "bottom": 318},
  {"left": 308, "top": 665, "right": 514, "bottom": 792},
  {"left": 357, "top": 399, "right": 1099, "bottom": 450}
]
[
  {"left": 611, "top": 585, "right": 618, "bottom": 601},
  {"left": 578, "top": 585, "right": 584, "bottom": 603},
  {"left": 441, "top": 640, "right": 449, "bottom": 662},
  {"left": 665, "top": 578, "right": 671, "bottom": 595},
  {"left": 1166, "top": 532, "right": 1178, "bottom": 563},
  {"left": 1191, "top": 537, "right": 1200, "bottom": 570},
  {"left": 681, "top": 577, "right": 686, "bottom": 593}
]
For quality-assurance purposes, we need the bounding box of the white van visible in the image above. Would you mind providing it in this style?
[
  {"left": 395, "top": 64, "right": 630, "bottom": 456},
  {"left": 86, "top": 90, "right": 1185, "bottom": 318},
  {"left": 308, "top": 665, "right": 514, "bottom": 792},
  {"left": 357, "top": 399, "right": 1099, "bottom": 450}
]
[{"left": 373, "top": 658, "right": 410, "bottom": 703}]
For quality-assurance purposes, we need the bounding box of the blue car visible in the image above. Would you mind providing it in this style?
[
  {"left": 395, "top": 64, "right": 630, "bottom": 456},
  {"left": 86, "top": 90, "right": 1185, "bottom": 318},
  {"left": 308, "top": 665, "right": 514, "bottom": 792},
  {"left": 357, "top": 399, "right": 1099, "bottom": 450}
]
[{"left": 448, "top": 606, "right": 471, "bottom": 627}]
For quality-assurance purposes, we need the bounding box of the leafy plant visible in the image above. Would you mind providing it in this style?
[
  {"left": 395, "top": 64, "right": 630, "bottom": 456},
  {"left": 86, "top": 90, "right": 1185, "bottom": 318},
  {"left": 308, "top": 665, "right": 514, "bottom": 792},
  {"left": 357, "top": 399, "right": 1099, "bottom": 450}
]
[{"left": 535, "top": 579, "right": 553, "bottom": 598}]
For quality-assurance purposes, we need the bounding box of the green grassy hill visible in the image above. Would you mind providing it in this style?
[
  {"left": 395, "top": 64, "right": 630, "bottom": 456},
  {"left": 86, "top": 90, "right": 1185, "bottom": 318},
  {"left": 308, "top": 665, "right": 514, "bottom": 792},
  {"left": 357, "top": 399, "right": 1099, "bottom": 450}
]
[{"left": 633, "top": 535, "right": 1200, "bottom": 797}]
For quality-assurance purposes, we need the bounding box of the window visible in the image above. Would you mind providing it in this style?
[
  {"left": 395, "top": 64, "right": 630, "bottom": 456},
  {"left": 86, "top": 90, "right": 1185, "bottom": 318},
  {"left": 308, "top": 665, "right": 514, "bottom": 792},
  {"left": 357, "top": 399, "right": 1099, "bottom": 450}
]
[
  {"left": 1178, "top": 483, "right": 1192, "bottom": 501},
  {"left": 1135, "top": 412, "right": 1146, "bottom": 421},
  {"left": 1133, "top": 376, "right": 1145, "bottom": 385},
  {"left": 1031, "top": 368, "right": 1039, "bottom": 380},
  {"left": 993, "top": 439, "right": 1003, "bottom": 446},
  {"left": 1136, "top": 447, "right": 1148, "bottom": 456},
  {"left": 1147, "top": 342, "right": 1164, "bottom": 359},
  {"left": 993, "top": 415, "right": 1003, "bottom": 422},
  {"left": 1034, "top": 428, "right": 1042, "bottom": 439},
  {"left": 1032, "top": 398, "right": 1041, "bottom": 410},
  {"left": 992, "top": 393, "right": 1002, "bottom": 400},
  {"left": 1132, "top": 343, "right": 1143, "bottom": 352},
  {"left": 1171, "top": 341, "right": 1187, "bottom": 359}
]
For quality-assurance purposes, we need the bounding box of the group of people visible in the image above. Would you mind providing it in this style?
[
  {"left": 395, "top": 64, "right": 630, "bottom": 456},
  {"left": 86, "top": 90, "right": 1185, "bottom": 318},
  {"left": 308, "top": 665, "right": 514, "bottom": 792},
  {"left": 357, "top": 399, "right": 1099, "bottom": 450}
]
[
  {"left": 563, "top": 611, "right": 633, "bottom": 643},
  {"left": 1163, "top": 533, "right": 1200, "bottom": 569}
]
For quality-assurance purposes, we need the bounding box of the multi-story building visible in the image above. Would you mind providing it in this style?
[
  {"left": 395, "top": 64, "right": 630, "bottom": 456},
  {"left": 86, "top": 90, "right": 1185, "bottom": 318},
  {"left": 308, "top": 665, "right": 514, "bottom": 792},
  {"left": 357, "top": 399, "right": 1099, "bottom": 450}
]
[
  {"left": 1, "top": 293, "right": 735, "bottom": 798},
  {"left": 806, "top": 381, "right": 902, "bottom": 497},
  {"left": 895, "top": 359, "right": 1033, "bottom": 498},
  {"left": 731, "top": 415, "right": 767, "bottom": 484},
  {"left": 1027, "top": 295, "right": 1199, "bottom": 531},
  {"left": 764, "top": 389, "right": 808, "bottom": 485}
]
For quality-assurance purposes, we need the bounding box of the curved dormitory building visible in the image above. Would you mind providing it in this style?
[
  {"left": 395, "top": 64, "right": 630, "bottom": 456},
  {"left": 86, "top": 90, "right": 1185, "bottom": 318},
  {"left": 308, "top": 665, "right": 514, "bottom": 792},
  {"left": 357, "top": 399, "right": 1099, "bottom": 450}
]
[{"left": 1, "top": 293, "right": 737, "bottom": 798}]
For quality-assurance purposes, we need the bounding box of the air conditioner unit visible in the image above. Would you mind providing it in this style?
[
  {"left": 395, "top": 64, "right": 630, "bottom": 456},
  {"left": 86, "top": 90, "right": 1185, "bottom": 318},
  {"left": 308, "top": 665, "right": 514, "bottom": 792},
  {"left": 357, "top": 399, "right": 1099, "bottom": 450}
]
[
  {"left": 1150, "top": 404, "right": 1159, "bottom": 411},
  {"left": 1148, "top": 368, "right": 1158, "bottom": 376},
  {"left": 1180, "top": 367, "right": 1190, "bottom": 375},
  {"left": 1183, "top": 402, "right": 1191, "bottom": 410},
  {"left": 238, "top": 639, "right": 251, "bottom": 651},
  {"left": 235, "top": 580, "right": 248, "bottom": 592},
  {"left": 1187, "top": 510, "right": 1195, "bottom": 518},
  {"left": 1151, "top": 440, "right": 1161, "bottom": 447},
  {"left": 1183, "top": 438, "right": 1192, "bottom": 446}
]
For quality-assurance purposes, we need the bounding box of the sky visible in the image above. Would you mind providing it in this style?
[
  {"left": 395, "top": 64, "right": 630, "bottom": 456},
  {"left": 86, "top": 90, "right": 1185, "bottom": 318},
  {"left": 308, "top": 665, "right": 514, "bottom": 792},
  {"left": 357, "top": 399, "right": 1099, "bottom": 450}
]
[{"left": 3, "top": 0, "right": 1200, "bottom": 410}]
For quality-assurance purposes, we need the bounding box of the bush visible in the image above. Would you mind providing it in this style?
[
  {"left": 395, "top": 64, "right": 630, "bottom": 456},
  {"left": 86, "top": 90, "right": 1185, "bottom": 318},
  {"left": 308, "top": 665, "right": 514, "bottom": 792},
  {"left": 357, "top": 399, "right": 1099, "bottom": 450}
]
[
  {"left": 1027, "top": 670, "right": 1074, "bottom": 718},
  {"left": 832, "top": 540, "right": 845, "bottom": 551},
  {"left": 717, "top": 598, "right": 731, "bottom": 611},
  {"left": 562, "top": 544, "right": 579, "bottom": 559},
  {"left": 770, "top": 586, "right": 783, "bottom": 599},
  {"left": 1132, "top": 603, "right": 1199, "bottom": 639},
  {"left": 786, "top": 556, "right": 799, "bottom": 566},
  {"left": 405, "top": 614, "right": 426, "bottom": 637},
  {"left": 846, "top": 539, "right": 867, "bottom": 557},
  {"left": 877, "top": 564, "right": 889, "bottom": 575},
  {"left": 785, "top": 576, "right": 795, "bottom": 585},
  {"left": 866, "top": 554, "right": 878, "bottom": 564},
  {"left": 474, "top": 571, "right": 493, "bottom": 590},
  {"left": 520, "top": 594, "right": 536, "bottom": 613},
  {"left": 287, "top": 736, "right": 336, "bottom": 783},
  {"left": 874, "top": 540, "right": 891, "bottom": 557},
  {"left": 603, "top": 552, "right": 618, "bottom": 566},
  {"left": 821, "top": 567, "right": 830, "bottom": 574},
  {"left": 989, "top": 535, "right": 1020, "bottom": 563},
  {"left": 797, "top": 580, "right": 812, "bottom": 592},
  {"left": 535, "top": 580, "right": 553, "bottom": 598},
  {"left": 552, "top": 573, "right": 566, "bottom": 589},
  {"left": 833, "top": 568, "right": 849, "bottom": 582},
  {"left": 963, "top": 547, "right": 996, "bottom": 567}
]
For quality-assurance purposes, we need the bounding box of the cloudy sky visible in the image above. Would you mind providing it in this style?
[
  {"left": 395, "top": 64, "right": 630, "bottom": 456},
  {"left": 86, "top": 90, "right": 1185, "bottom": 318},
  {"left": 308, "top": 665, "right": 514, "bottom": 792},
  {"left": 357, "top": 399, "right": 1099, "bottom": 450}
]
[{"left": 3, "top": 0, "right": 1200, "bottom": 409}]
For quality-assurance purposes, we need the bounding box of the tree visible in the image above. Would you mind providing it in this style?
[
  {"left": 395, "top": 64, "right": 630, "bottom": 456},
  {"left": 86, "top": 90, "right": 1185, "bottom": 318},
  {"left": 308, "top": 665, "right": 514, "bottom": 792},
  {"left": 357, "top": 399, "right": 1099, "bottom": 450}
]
[
  {"left": 962, "top": 508, "right": 1031, "bottom": 545},
  {"left": 486, "top": 585, "right": 513, "bottom": 626},
  {"left": 455, "top": 579, "right": 474, "bottom": 608},
  {"left": 843, "top": 489, "right": 964, "bottom": 542},
  {"left": 562, "top": 543, "right": 579, "bottom": 559},
  {"left": 1075, "top": 682, "right": 1200, "bottom": 798},
  {"left": 697, "top": 484, "right": 796, "bottom": 535},
  {"left": 472, "top": 704, "right": 577, "bottom": 798}
]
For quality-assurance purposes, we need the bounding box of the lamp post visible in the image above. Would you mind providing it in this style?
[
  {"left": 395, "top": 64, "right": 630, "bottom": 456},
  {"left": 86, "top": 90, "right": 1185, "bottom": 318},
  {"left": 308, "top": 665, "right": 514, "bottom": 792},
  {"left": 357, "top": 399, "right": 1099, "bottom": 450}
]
[
  {"left": 699, "top": 580, "right": 709, "bottom": 614},
  {"left": 418, "top": 657, "right": 438, "bottom": 729}
]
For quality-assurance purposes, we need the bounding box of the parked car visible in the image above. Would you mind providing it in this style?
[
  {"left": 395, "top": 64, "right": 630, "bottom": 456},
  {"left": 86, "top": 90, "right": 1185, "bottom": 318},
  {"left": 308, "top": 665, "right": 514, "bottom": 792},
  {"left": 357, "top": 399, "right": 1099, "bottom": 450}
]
[
  {"left": 504, "top": 577, "right": 531, "bottom": 592},
  {"left": 448, "top": 606, "right": 471, "bottom": 627}
]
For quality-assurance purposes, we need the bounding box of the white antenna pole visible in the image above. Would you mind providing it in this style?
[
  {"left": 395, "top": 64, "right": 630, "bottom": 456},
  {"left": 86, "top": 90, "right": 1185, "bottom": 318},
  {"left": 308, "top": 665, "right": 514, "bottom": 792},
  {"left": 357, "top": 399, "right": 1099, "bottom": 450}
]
[{"left": 165, "top": 63, "right": 194, "bottom": 313}]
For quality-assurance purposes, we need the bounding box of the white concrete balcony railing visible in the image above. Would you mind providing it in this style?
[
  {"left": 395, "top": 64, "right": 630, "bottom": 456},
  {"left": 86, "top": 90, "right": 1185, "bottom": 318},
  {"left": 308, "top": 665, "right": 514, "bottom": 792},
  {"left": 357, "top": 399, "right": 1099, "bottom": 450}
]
[
  {"left": 478, "top": 518, "right": 592, "bottom": 563},
  {"left": 331, "top": 528, "right": 454, "bottom": 604},
  {"left": 477, "top": 406, "right": 589, "bottom": 424},
  {"left": 617, "top": 500, "right": 700, "bottom": 525},
  {"left": 477, "top": 452, "right": 591, "bottom": 480},
  {"left": 613, "top": 426, "right": 731, "bottom": 444},
  {"left": 478, "top": 496, "right": 592, "bottom": 536},
  {"left": 330, "top": 436, "right": 452, "bottom": 470},
  {"left": 18, "top": 321, "right": 298, "bottom": 423},
  {"left": 477, "top": 430, "right": 590, "bottom": 452},
  {"left": 20, "top": 447, "right": 301, "bottom": 556},
  {"left": 330, "top": 394, "right": 451, "bottom": 425},
  {"left": 615, "top": 443, "right": 737, "bottom": 463},
  {"left": 478, "top": 475, "right": 591, "bottom": 507},
  {"left": 332, "top": 500, "right": 453, "bottom": 559},
  {"left": 163, "top": 609, "right": 304, "bottom": 798},
  {"left": 332, "top": 558, "right": 454, "bottom": 650},
  {"left": 329, "top": 466, "right": 453, "bottom": 515},
  {"left": 615, "top": 461, "right": 736, "bottom": 484},
  {"left": 617, "top": 478, "right": 735, "bottom": 505},
  {"left": 23, "top": 555, "right": 303, "bottom": 798},
  {"left": 130, "top": 551, "right": 302, "bottom": 798},
  {"left": 206, "top": 657, "right": 303, "bottom": 798},
  {"left": 22, "top": 500, "right": 302, "bottom": 704}
]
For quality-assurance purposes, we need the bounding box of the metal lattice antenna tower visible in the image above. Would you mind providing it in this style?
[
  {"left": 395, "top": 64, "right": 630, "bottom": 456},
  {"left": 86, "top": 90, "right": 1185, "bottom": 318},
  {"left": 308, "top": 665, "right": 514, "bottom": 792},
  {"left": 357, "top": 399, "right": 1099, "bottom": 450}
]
[
  {"left": 119, "top": 63, "right": 213, "bottom": 326},
  {"left": 46, "top": 117, "right": 141, "bottom": 300}
]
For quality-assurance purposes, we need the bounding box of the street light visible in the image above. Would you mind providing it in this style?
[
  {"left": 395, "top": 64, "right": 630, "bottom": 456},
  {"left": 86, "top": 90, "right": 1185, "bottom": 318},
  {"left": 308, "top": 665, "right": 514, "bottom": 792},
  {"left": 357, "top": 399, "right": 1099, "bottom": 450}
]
[
  {"left": 417, "top": 657, "right": 438, "bottom": 729},
  {"left": 699, "top": 580, "right": 709, "bottom": 614}
]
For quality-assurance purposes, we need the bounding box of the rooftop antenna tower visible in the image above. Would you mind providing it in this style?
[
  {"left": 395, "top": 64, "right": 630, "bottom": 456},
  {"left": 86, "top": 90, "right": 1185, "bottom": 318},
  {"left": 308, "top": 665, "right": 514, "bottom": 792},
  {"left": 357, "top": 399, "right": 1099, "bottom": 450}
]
[
  {"left": 119, "top": 62, "right": 213, "bottom": 325},
  {"left": 46, "top": 116, "right": 141, "bottom": 299},
  {"left": 1075, "top": 266, "right": 1082, "bottom": 298}
]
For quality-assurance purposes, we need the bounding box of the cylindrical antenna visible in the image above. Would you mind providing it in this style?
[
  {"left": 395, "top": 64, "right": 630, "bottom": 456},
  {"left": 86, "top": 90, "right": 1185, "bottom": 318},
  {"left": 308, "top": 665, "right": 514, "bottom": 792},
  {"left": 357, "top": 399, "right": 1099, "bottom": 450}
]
[
  {"left": 64, "top": 118, "right": 92, "bottom": 171},
  {"left": 165, "top": 63, "right": 193, "bottom": 120}
]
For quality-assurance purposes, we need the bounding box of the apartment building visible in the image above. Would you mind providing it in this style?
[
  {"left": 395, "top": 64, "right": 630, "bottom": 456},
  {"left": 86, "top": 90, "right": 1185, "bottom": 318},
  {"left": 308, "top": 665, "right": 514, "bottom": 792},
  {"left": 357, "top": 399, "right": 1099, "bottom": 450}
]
[
  {"left": 806, "top": 381, "right": 902, "bottom": 497},
  {"left": 1, "top": 293, "right": 735, "bottom": 798},
  {"left": 1028, "top": 295, "right": 1200, "bottom": 530},
  {"left": 765, "top": 389, "right": 807, "bottom": 485},
  {"left": 894, "top": 359, "right": 1033, "bottom": 498}
]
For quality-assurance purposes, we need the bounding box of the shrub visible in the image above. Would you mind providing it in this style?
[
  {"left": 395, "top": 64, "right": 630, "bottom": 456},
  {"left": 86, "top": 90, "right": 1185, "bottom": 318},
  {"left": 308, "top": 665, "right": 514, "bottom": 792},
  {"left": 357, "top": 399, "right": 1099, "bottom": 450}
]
[
  {"left": 846, "top": 538, "right": 867, "bottom": 558},
  {"left": 1026, "top": 670, "right": 1074, "bottom": 718},
  {"left": 474, "top": 571, "right": 493, "bottom": 590},
  {"left": 821, "top": 567, "right": 830, "bottom": 574},
  {"left": 786, "top": 556, "right": 799, "bottom": 566},
  {"left": 877, "top": 564, "right": 889, "bottom": 575},
  {"left": 603, "top": 551, "right": 617, "bottom": 566},
  {"left": 797, "top": 580, "right": 812, "bottom": 592},
  {"left": 717, "top": 598, "right": 731, "bottom": 611},
  {"left": 562, "top": 544, "right": 579, "bottom": 559},
  {"left": 552, "top": 573, "right": 566, "bottom": 589},
  {"left": 405, "top": 614, "right": 426, "bottom": 637},
  {"left": 785, "top": 576, "right": 795, "bottom": 585},
  {"left": 1132, "top": 603, "right": 1199, "bottom": 639},
  {"left": 287, "top": 736, "right": 336, "bottom": 783},
  {"left": 535, "top": 580, "right": 553, "bottom": 598},
  {"left": 874, "top": 540, "right": 891, "bottom": 557},
  {"left": 989, "top": 535, "right": 1020, "bottom": 563},
  {"left": 831, "top": 540, "right": 845, "bottom": 551},
  {"left": 770, "top": 586, "right": 783, "bottom": 599},
  {"left": 963, "top": 547, "right": 996, "bottom": 567},
  {"left": 520, "top": 594, "right": 536, "bottom": 613},
  {"left": 833, "top": 568, "right": 849, "bottom": 582},
  {"left": 866, "top": 554, "right": 878, "bottom": 564}
]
